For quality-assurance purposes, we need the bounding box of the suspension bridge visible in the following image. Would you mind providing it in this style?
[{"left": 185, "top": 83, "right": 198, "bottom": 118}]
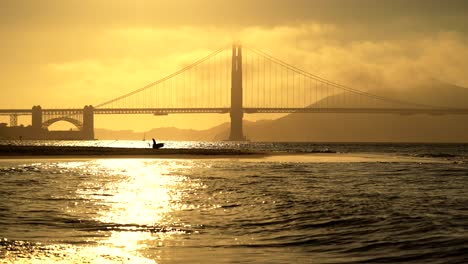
[{"left": 1, "top": 44, "right": 468, "bottom": 140}]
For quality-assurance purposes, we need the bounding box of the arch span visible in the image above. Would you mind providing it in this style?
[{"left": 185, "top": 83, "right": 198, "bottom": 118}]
[{"left": 42, "top": 117, "right": 83, "bottom": 131}]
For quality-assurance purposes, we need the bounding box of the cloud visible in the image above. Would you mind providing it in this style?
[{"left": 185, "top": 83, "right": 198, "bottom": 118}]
[
  {"left": 239, "top": 25, "right": 468, "bottom": 89},
  {"left": 1, "top": 0, "right": 468, "bottom": 38}
]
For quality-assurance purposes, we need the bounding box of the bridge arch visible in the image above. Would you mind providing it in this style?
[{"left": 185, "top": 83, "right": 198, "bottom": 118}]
[{"left": 42, "top": 117, "right": 83, "bottom": 131}]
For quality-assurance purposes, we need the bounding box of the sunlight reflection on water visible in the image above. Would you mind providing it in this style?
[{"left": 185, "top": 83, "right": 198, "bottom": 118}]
[{"left": 67, "top": 159, "right": 201, "bottom": 262}]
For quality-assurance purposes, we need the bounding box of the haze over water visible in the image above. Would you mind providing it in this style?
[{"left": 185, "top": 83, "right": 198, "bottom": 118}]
[{"left": 1, "top": 141, "right": 467, "bottom": 263}]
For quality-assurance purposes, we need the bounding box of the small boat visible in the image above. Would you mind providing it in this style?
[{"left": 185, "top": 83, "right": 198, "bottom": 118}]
[{"left": 152, "top": 139, "right": 164, "bottom": 149}]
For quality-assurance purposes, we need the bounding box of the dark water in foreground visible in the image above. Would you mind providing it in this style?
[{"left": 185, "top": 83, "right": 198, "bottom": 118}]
[{"left": 0, "top": 142, "right": 467, "bottom": 263}]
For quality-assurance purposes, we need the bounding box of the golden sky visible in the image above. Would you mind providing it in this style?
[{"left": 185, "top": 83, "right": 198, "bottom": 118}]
[{"left": 1, "top": 0, "right": 468, "bottom": 131}]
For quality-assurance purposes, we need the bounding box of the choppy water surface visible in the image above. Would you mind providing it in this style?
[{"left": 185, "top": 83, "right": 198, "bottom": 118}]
[{"left": 0, "top": 142, "right": 467, "bottom": 263}]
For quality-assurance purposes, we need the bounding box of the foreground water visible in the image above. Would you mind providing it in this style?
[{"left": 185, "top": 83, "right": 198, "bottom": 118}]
[{"left": 0, "top": 141, "right": 467, "bottom": 263}]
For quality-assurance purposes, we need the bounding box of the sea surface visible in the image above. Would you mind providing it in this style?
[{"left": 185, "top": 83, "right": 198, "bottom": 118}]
[{"left": 0, "top": 141, "right": 467, "bottom": 263}]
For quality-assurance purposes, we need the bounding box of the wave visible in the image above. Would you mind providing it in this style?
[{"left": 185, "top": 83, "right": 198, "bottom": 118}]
[{"left": 416, "top": 152, "right": 459, "bottom": 158}]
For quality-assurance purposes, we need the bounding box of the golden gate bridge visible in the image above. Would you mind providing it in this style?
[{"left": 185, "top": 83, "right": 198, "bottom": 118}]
[{"left": 1, "top": 44, "right": 468, "bottom": 140}]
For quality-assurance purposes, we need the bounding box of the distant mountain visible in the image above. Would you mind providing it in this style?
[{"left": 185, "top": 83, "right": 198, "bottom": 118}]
[
  {"left": 95, "top": 129, "right": 143, "bottom": 140},
  {"left": 95, "top": 123, "right": 230, "bottom": 141},
  {"left": 371, "top": 81, "right": 468, "bottom": 108},
  {"left": 241, "top": 81, "right": 468, "bottom": 142}
]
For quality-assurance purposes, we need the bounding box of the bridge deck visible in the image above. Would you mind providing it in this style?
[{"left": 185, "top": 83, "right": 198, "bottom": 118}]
[
  {"left": 2, "top": 108, "right": 468, "bottom": 115},
  {"left": 243, "top": 108, "right": 468, "bottom": 115}
]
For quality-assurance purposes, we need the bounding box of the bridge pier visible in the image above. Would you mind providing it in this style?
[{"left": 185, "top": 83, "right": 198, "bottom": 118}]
[
  {"left": 83, "top": 105, "right": 94, "bottom": 140},
  {"left": 32, "top": 106, "right": 42, "bottom": 132},
  {"left": 229, "top": 44, "right": 246, "bottom": 141},
  {"left": 9, "top": 114, "right": 18, "bottom": 127}
]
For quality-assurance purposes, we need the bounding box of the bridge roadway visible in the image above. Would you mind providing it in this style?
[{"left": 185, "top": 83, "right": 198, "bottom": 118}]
[{"left": 2, "top": 107, "right": 468, "bottom": 116}]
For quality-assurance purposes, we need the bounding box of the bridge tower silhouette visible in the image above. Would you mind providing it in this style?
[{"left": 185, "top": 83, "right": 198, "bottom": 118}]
[{"left": 230, "top": 44, "right": 245, "bottom": 141}]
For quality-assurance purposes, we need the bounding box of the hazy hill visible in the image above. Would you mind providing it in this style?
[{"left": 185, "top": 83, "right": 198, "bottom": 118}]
[
  {"left": 96, "top": 123, "right": 230, "bottom": 141},
  {"left": 242, "top": 81, "right": 468, "bottom": 142},
  {"left": 373, "top": 81, "right": 468, "bottom": 108}
]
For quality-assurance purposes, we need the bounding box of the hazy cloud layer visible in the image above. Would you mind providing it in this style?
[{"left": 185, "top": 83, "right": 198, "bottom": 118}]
[{"left": 2, "top": 0, "right": 467, "bottom": 31}]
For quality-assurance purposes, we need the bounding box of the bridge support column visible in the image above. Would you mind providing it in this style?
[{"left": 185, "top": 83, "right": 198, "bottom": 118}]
[
  {"left": 83, "top": 105, "right": 94, "bottom": 140},
  {"left": 9, "top": 114, "right": 18, "bottom": 127},
  {"left": 229, "top": 44, "right": 245, "bottom": 141},
  {"left": 32, "top": 105, "right": 42, "bottom": 132}
]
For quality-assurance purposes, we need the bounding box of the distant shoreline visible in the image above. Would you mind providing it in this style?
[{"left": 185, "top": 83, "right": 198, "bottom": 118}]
[{"left": 0, "top": 145, "right": 267, "bottom": 159}]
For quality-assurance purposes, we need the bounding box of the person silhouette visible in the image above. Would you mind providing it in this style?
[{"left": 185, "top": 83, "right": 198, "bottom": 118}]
[{"left": 151, "top": 138, "right": 164, "bottom": 149}]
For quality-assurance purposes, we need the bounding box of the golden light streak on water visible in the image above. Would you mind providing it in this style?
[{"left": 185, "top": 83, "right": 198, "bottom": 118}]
[
  {"left": 68, "top": 159, "right": 199, "bottom": 262},
  {"left": 95, "top": 160, "right": 175, "bottom": 225}
]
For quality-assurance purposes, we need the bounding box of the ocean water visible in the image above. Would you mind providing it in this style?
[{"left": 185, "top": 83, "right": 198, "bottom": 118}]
[{"left": 0, "top": 141, "right": 467, "bottom": 263}]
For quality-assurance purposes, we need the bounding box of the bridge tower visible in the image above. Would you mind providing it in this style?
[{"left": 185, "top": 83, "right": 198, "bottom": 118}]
[
  {"left": 229, "top": 44, "right": 245, "bottom": 141},
  {"left": 32, "top": 105, "right": 42, "bottom": 132},
  {"left": 83, "top": 105, "right": 94, "bottom": 140}
]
